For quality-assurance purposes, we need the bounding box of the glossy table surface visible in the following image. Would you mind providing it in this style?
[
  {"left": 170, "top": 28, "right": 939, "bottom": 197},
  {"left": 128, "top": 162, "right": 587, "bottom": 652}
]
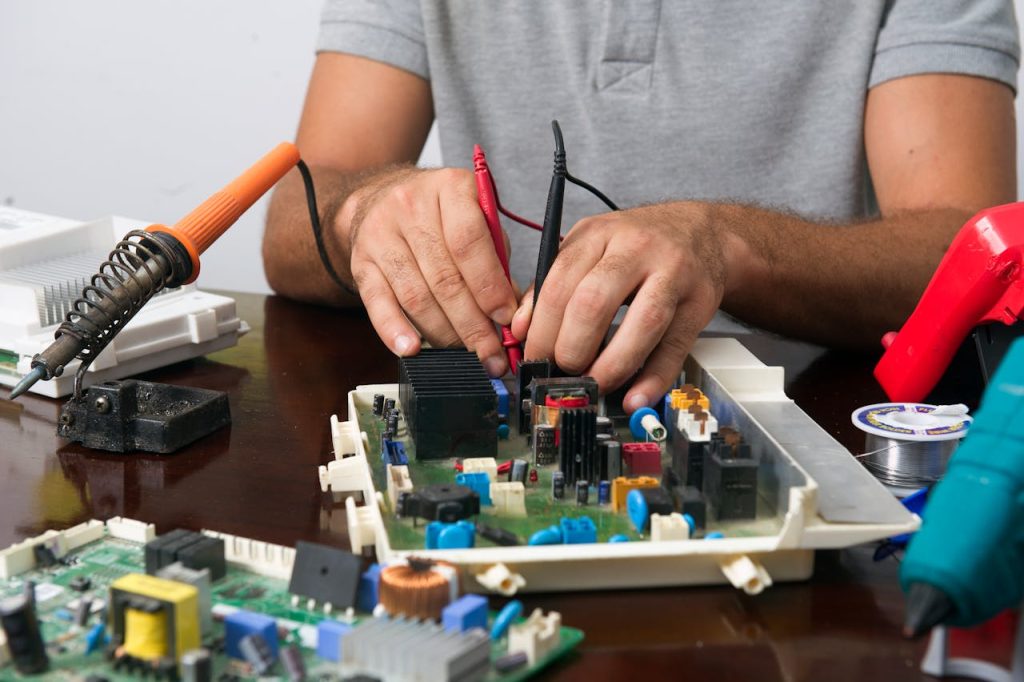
[{"left": 2, "top": 292, "right": 973, "bottom": 681}]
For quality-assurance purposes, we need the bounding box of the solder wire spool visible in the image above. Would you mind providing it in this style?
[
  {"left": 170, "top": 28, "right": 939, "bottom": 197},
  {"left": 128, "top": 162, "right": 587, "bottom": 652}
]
[
  {"left": 378, "top": 558, "right": 458, "bottom": 621},
  {"left": 851, "top": 403, "right": 972, "bottom": 496}
]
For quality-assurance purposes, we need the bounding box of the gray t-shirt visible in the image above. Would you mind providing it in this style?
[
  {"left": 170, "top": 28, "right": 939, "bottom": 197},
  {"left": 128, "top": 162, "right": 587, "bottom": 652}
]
[{"left": 317, "top": 1, "right": 1019, "bottom": 290}]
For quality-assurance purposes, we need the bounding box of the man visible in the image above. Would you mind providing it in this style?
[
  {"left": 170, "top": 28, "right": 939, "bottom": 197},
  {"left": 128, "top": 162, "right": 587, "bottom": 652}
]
[{"left": 264, "top": 1, "right": 1018, "bottom": 413}]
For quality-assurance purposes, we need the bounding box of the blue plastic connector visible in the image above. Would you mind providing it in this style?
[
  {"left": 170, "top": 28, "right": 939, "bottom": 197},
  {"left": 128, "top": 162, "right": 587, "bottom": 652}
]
[
  {"left": 490, "top": 600, "right": 523, "bottom": 640},
  {"left": 560, "top": 516, "right": 597, "bottom": 544},
  {"left": 705, "top": 531, "right": 725, "bottom": 540},
  {"left": 455, "top": 471, "right": 492, "bottom": 506},
  {"left": 382, "top": 439, "right": 409, "bottom": 465},
  {"left": 491, "top": 378, "right": 510, "bottom": 418}
]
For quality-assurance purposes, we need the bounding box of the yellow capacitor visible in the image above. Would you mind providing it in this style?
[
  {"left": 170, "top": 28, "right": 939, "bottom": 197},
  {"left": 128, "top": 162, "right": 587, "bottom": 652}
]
[
  {"left": 611, "top": 476, "right": 660, "bottom": 512},
  {"left": 123, "top": 604, "right": 168, "bottom": 660}
]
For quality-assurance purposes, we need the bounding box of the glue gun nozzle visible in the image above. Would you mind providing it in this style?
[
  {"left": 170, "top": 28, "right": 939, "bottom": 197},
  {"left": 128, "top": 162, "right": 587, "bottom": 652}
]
[
  {"left": 9, "top": 366, "right": 45, "bottom": 400},
  {"left": 903, "top": 582, "right": 954, "bottom": 639}
]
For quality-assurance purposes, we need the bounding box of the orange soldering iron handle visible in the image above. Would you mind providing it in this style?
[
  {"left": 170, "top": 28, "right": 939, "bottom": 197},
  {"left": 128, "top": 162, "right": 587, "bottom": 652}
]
[{"left": 147, "top": 142, "right": 300, "bottom": 283}]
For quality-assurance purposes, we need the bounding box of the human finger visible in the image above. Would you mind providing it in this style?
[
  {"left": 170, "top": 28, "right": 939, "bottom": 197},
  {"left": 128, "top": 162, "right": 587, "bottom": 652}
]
[
  {"left": 585, "top": 273, "right": 679, "bottom": 393},
  {"left": 439, "top": 173, "right": 518, "bottom": 325},
  {"left": 553, "top": 252, "right": 648, "bottom": 374},
  {"left": 523, "top": 233, "right": 606, "bottom": 362},
  {"left": 622, "top": 300, "right": 707, "bottom": 413},
  {"left": 351, "top": 261, "right": 421, "bottom": 356}
]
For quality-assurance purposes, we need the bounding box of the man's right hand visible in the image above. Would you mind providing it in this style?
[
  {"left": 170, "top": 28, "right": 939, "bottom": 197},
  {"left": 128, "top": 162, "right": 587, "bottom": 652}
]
[{"left": 338, "top": 166, "right": 517, "bottom": 377}]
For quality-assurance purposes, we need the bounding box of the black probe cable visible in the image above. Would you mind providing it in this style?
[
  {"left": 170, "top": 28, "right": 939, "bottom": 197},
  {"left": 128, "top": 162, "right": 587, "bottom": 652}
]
[
  {"left": 533, "top": 120, "right": 620, "bottom": 307},
  {"left": 296, "top": 159, "right": 357, "bottom": 296}
]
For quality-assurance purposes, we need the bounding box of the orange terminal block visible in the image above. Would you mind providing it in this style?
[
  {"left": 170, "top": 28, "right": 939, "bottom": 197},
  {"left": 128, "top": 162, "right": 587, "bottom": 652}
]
[{"left": 611, "top": 476, "right": 660, "bottom": 512}]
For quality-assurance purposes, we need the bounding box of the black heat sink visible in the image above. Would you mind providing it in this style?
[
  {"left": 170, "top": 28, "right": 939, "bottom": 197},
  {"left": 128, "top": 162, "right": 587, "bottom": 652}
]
[
  {"left": 398, "top": 349, "right": 498, "bottom": 460},
  {"left": 558, "top": 406, "right": 598, "bottom": 485}
]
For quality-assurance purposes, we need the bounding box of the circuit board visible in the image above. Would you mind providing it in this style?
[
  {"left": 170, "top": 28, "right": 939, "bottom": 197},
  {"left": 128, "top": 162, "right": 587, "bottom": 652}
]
[
  {"left": 356, "top": 390, "right": 783, "bottom": 553},
  {"left": 0, "top": 525, "right": 583, "bottom": 680}
]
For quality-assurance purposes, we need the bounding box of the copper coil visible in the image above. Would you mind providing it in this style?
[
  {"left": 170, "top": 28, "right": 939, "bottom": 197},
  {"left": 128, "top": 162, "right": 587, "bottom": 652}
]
[{"left": 378, "top": 560, "right": 454, "bottom": 621}]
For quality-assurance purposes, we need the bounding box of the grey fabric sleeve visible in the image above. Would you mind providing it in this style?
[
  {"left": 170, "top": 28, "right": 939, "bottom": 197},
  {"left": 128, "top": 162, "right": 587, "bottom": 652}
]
[
  {"left": 870, "top": 0, "right": 1020, "bottom": 91},
  {"left": 317, "top": 0, "right": 429, "bottom": 80}
]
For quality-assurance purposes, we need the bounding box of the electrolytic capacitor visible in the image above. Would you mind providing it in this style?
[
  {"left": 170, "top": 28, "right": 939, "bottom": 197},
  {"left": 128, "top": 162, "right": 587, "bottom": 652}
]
[
  {"left": 372, "top": 394, "right": 385, "bottom": 416},
  {"left": 596, "top": 415, "right": 614, "bottom": 436},
  {"left": 576, "top": 479, "right": 589, "bottom": 506},
  {"left": 239, "top": 633, "right": 274, "bottom": 675},
  {"left": 181, "top": 648, "right": 213, "bottom": 682},
  {"left": 75, "top": 597, "right": 92, "bottom": 626},
  {"left": 383, "top": 398, "right": 396, "bottom": 418},
  {"left": 387, "top": 413, "right": 399, "bottom": 437},
  {"left": 509, "top": 459, "right": 528, "bottom": 484},
  {"left": 552, "top": 471, "right": 565, "bottom": 500},
  {"left": 0, "top": 594, "right": 49, "bottom": 674},
  {"left": 598, "top": 480, "right": 611, "bottom": 505},
  {"left": 280, "top": 643, "right": 307, "bottom": 681}
]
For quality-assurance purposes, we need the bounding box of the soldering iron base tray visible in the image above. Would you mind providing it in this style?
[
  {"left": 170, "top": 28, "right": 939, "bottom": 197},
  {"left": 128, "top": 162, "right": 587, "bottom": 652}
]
[{"left": 333, "top": 338, "right": 919, "bottom": 594}]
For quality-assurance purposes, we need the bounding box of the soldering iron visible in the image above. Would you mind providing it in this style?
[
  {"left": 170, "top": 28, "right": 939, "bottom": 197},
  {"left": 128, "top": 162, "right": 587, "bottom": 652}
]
[{"left": 9, "top": 143, "right": 303, "bottom": 400}]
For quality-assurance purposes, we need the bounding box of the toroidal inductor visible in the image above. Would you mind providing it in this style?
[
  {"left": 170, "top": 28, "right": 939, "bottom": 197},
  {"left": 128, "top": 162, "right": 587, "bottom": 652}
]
[{"left": 378, "top": 559, "right": 457, "bottom": 621}]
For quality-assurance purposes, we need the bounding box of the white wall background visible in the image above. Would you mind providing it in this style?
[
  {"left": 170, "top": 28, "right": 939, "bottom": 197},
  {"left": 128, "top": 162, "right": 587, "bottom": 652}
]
[{"left": 0, "top": 1, "right": 1020, "bottom": 294}]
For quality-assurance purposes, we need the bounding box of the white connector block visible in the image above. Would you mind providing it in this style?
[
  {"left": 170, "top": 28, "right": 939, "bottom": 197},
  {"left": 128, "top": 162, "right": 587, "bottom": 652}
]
[
  {"left": 719, "top": 554, "right": 773, "bottom": 595},
  {"left": 319, "top": 455, "right": 367, "bottom": 494},
  {"left": 201, "top": 530, "right": 296, "bottom": 580},
  {"left": 475, "top": 563, "right": 526, "bottom": 596},
  {"left": 330, "top": 414, "right": 360, "bottom": 460},
  {"left": 508, "top": 609, "right": 562, "bottom": 665},
  {"left": 105, "top": 517, "right": 156, "bottom": 544},
  {"left": 386, "top": 464, "right": 413, "bottom": 511},
  {"left": 0, "top": 520, "right": 104, "bottom": 579},
  {"left": 641, "top": 413, "right": 668, "bottom": 442},
  {"left": 677, "top": 408, "right": 719, "bottom": 442},
  {"left": 490, "top": 481, "right": 526, "bottom": 517},
  {"left": 346, "top": 496, "right": 377, "bottom": 555},
  {"left": 461, "top": 457, "right": 498, "bottom": 482},
  {"left": 650, "top": 513, "right": 692, "bottom": 542}
]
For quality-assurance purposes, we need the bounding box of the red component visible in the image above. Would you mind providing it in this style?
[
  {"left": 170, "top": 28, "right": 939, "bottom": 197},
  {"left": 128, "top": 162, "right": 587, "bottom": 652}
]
[
  {"left": 875, "top": 203, "right": 1024, "bottom": 402},
  {"left": 622, "top": 442, "right": 662, "bottom": 476},
  {"left": 473, "top": 145, "right": 522, "bottom": 375},
  {"left": 528, "top": 469, "right": 539, "bottom": 483},
  {"left": 496, "top": 460, "right": 513, "bottom": 474},
  {"left": 544, "top": 395, "right": 589, "bottom": 408}
]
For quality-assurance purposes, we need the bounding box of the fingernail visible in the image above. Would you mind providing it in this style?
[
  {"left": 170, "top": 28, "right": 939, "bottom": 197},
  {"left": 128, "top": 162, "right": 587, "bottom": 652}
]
[
  {"left": 492, "top": 305, "right": 515, "bottom": 326},
  {"left": 625, "top": 393, "right": 648, "bottom": 413},
  {"left": 484, "top": 356, "right": 506, "bottom": 378},
  {"left": 394, "top": 334, "right": 414, "bottom": 355}
]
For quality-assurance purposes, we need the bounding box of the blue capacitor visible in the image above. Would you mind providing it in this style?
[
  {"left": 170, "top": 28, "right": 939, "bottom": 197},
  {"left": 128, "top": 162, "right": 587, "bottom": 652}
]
[
  {"left": 629, "top": 406, "right": 662, "bottom": 440},
  {"left": 490, "top": 600, "right": 523, "bottom": 640},
  {"left": 85, "top": 622, "right": 106, "bottom": 654},
  {"left": 627, "top": 488, "right": 650, "bottom": 533},
  {"left": 608, "top": 534, "right": 630, "bottom": 543},
  {"left": 682, "top": 513, "right": 696, "bottom": 536},
  {"left": 426, "top": 521, "right": 475, "bottom": 549},
  {"left": 597, "top": 480, "right": 611, "bottom": 505},
  {"left": 527, "top": 525, "right": 563, "bottom": 546},
  {"left": 705, "top": 531, "right": 725, "bottom": 540},
  {"left": 497, "top": 423, "right": 511, "bottom": 440}
]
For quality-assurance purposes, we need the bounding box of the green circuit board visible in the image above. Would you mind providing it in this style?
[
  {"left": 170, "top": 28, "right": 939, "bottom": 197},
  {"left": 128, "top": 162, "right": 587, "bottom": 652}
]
[
  {"left": 356, "top": 388, "right": 783, "bottom": 552},
  {"left": 0, "top": 531, "right": 583, "bottom": 681}
]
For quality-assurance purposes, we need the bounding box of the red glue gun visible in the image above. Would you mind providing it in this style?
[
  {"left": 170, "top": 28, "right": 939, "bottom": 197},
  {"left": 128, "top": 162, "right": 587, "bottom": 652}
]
[{"left": 875, "top": 202, "right": 1024, "bottom": 402}]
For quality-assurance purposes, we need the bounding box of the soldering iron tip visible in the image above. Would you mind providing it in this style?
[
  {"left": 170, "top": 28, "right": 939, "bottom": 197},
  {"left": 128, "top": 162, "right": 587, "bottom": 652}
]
[
  {"left": 8, "top": 366, "right": 45, "bottom": 400},
  {"left": 903, "top": 582, "right": 954, "bottom": 639}
]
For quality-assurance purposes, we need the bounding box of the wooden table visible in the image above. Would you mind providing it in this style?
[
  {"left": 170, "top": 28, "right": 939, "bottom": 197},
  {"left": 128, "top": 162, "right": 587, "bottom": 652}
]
[{"left": 3, "top": 292, "right": 978, "bottom": 681}]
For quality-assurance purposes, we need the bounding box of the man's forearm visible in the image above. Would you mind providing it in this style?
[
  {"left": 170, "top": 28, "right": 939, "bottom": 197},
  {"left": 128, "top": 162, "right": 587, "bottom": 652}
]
[{"left": 717, "top": 203, "right": 974, "bottom": 349}]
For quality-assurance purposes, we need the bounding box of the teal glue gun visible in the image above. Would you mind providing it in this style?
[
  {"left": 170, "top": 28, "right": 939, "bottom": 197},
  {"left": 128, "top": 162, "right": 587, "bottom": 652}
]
[{"left": 901, "top": 336, "right": 1024, "bottom": 637}]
